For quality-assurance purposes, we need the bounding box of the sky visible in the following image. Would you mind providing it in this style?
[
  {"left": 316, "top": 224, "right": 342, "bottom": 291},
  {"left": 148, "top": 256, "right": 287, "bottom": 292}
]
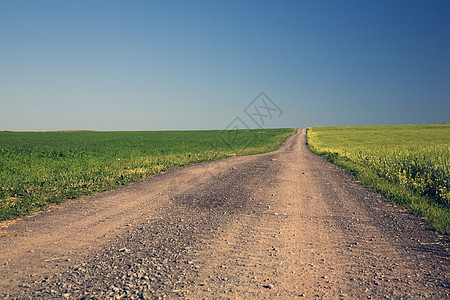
[{"left": 1, "top": 0, "right": 449, "bottom": 131}]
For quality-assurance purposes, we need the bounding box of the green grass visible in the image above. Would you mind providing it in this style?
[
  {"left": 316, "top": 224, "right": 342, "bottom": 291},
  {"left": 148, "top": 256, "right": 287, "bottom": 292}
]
[
  {"left": 307, "top": 124, "right": 450, "bottom": 234},
  {"left": 0, "top": 128, "right": 296, "bottom": 221}
]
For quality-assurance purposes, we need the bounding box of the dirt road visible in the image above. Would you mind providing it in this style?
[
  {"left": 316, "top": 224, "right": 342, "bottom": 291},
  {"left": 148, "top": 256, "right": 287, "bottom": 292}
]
[{"left": 1, "top": 130, "right": 448, "bottom": 299}]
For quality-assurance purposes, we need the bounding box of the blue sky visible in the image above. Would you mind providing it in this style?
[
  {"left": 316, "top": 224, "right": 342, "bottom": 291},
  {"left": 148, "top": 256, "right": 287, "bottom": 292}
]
[{"left": 1, "top": 0, "right": 449, "bottom": 131}]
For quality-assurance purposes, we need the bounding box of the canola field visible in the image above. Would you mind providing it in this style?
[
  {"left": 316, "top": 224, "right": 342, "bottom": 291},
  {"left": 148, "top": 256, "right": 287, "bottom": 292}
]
[
  {"left": 307, "top": 124, "right": 450, "bottom": 234},
  {"left": 0, "top": 129, "right": 295, "bottom": 221}
]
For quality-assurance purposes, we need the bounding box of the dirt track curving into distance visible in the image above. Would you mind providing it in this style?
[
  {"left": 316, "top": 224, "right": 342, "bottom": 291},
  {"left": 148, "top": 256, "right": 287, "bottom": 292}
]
[{"left": 1, "top": 129, "right": 448, "bottom": 299}]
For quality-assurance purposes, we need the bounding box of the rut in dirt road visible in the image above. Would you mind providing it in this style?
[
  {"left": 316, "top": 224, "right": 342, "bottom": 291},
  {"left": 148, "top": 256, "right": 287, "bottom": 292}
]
[{"left": 1, "top": 129, "right": 449, "bottom": 299}]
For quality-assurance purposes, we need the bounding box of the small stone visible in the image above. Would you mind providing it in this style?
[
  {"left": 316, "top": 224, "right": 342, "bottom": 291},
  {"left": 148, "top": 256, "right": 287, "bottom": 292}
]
[{"left": 112, "top": 286, "right": 120, "bottom": 293}]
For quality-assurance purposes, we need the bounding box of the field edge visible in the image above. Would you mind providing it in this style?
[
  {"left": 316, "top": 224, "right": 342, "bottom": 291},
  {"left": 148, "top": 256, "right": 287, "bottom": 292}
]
[
  {"left": 306, "top": 127, "right": 450, "bottom": 235},
  {"left": 0, "top": 128, "right": 297, "bottom": 222}
]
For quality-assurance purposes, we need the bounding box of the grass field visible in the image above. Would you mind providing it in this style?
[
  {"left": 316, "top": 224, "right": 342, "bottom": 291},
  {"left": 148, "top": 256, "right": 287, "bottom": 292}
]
[
  {"left": 0, "top": 128, "right": 296, "bottom": 221},
  {"left": 307, "top": 124, "right": 450, "bottom": 234}
]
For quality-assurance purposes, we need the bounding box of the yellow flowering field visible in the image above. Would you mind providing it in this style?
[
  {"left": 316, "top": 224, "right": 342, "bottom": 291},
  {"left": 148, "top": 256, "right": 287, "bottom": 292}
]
[{"left": 307, "top": 124, "right": 450, "bottom": 233}]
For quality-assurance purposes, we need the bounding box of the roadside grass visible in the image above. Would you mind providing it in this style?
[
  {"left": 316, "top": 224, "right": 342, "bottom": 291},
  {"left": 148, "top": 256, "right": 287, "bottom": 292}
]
[
  {"left": 307, "top": 124, "right": 450, "bottom": 234},
  {"left": 0, "top": 129, "right": 296, "bottom": 221}
]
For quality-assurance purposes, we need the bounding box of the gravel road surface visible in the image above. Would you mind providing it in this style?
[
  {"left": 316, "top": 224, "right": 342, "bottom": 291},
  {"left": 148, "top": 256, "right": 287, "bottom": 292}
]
[{"left": 0, "top": 129, "right": 448, "bottom": 299}]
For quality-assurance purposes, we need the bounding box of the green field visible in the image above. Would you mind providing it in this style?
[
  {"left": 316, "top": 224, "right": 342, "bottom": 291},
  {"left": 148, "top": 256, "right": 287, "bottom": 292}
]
[
  {"left": 0, "top": 129, "right": 296, "bottom": 221},
  {"left": 307, "top": 124, "right": 450, "bottom": 234}
]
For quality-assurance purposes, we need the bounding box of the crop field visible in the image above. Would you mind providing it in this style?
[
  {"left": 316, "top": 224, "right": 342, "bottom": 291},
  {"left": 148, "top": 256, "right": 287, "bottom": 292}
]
[
  {"left": 307, "top": 124, "right": 450, "bottom": 234},
  {"left": 0, "top": 128, "right": 296, "bottom": 221}
]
